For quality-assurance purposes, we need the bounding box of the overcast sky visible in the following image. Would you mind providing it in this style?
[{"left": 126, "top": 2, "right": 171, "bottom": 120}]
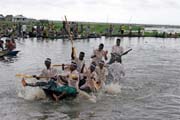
[{"left": 0, "top": 0, "right": 180, "bottom": 25}]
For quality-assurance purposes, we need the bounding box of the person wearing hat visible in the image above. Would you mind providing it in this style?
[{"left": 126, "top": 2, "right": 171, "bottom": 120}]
[
  {"left": 91, "top": 43, "right": 108, "bottom": 65},
  {"left": 80, "top": 62, "right": 98, "bottom": 92},
  {"left": 35, "top": 58, "right": 58, "bottom": 80},
  {"left": 59, "top": 61, "right": 80, "bottom": 89},
  {"left": 95, "top": 60, "right": 108, "bottom": 88},
  {"left": 71, "top": 48, "right": 86, "bottom": 73},
  {"left": 71, "top": 49, "right": 86, "bottom": 87},
  {"left": 21, "top": 61, "right": 79, "bottom": 101},
  {"left": 21, "top": 58, "right": 58, "bottom": 87},
  {"left": 51, "top": 62, "right": 79, "bottom": 101}
]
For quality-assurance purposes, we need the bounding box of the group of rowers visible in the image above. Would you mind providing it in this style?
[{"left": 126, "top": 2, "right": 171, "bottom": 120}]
[
  {"left": 0, "top": 38, "right": 16, "bottom": 51},
  {"left": 21, "top": 38, "right": 129, "bottom": 101}
]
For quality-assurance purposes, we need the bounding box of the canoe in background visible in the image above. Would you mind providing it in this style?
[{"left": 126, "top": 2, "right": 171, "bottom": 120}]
[{"left": 0, "top": 50, "right": 20, "bottom": 57}]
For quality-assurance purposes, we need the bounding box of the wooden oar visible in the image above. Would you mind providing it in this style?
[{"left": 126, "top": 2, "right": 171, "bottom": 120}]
[
  {"left": 52, "top": 64, "right": 70, "bottom": 67},
  {"left": 64, "top": 16, "right": 77, "bottom": 58},
  {"left": 16, "top": 74, "right": 49, "bottom": 79},
  {"left": 65, "top": 16, "right": 74, "bottom": 47},
  {"left": 111, "top": 48, "right": 132, "bottom": 57}
]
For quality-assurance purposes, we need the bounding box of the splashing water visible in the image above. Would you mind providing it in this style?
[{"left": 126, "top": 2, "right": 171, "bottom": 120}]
[
  {"left": 103, "top": 62, "right": 125, "bottom": 94},
  {"left": 17, "top": 62, "right": 125, "bottom": 101},
  {"left": 108, "top": 62, "right": 125, "bottom": 84},
  {"left": 104, "top": 83, "right": 121, "bottom": 95},
  {"left": 18, "top": 79, "right": 46, "bottom": 100}
]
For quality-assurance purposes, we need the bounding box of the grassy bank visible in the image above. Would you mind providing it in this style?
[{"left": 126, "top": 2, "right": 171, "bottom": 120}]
[{"left": 0, "top": 20, "right": 179, "bottom": 38}]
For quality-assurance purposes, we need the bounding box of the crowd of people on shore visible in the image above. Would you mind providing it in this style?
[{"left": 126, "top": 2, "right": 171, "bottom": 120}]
[
  {"left": 21, "top": 38, "right": 129, "bottom": 101},
  {"left": 0, "top": 22, "right": 94, "bottom": 39}
]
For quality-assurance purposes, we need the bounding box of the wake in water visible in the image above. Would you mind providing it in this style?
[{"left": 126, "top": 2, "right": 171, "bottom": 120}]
[
  {"left": 108, "top": 62, "right": 125, "bottom": 83},
  {"left": 104, "top": 83, "right": 122, "bottom": 95},
  {"left": 103, "top": 62, "right": 125, "bottom": 95},
  {"left": 18, "top": 79, "right": 46, "bottom": 100}
]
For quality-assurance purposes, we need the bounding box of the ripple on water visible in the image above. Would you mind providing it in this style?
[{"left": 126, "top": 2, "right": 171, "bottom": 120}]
[{"left": 1, "top": 37, "right": 180, "bottom": 119}]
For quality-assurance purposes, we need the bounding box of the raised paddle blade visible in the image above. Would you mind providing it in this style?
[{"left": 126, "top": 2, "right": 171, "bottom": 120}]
[
  {"left": 122, "top": 48, "right": 132, "bottom": 55},
  {"left": 64, "top": 16, "right": 74, "bottom": 47},
  {"left": 112, "top": 48, "right": 133, "bottom": 57}
]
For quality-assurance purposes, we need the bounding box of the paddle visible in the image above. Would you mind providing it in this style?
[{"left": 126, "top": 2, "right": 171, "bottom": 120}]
[
  {"left": 16, "top": 74, "right": 50, "bottom": 79},
  {"left": 64, "top": 16, "right": 77, "bottom": 58},
  {"left": 52, "top": 64, "right": 70, "bottom": 67},
  {"left": 111, "top": 48, "right": 132, "bottom": 57},
  {"left": 65, "top": 16, "right": 74, "bottom": 47},
  {"left": 108, "top": 48, "right": 132, "bottom": 65}
]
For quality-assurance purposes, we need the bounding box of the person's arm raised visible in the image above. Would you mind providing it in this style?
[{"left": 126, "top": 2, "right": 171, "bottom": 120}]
[{"left": 104, "top": 51, "right": 108, "bottom": 60}]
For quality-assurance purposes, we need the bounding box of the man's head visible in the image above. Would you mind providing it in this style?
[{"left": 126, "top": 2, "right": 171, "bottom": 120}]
[
  {"left": 116, "top": 39, "right": 121, "bottom": 46},
  {"left": 70, "top": 61, "right": 77, "bottom": 71},
  {"left": 99, "top": 60, "right": 105, "bottom": 69},
  {"left": 98, "top": 43, "right": 104, "bottom": 51},
  {"left": 90, "top": 62, "right": 96, "bottom": 72},
  {"left": 79, "top": 52, "right": 85, "bottom": 60},
  {"left": 44, "top": 58, "right": 51, "bottom": 69}
]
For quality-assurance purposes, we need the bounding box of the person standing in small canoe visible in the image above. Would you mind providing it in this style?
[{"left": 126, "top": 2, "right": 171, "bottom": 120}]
[
  {"left": 95, "top": 60, "right": 108, "bottom": 89},
  {"left": 108, "top": 39, "right": 124, "bottom": 64},
  {"left": 21, "top": 58, "right": 58, "bottom": 87},
  {"left": 91, "top": 43, "right": 108, "bottom": 65}
]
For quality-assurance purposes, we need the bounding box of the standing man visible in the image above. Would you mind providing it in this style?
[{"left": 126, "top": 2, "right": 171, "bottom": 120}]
[
  {"left": 108, "top": 39, "right": 124, "bottom": 64},
  {"left": 91, "top": 43, "right": 108, "bottom": 65}
]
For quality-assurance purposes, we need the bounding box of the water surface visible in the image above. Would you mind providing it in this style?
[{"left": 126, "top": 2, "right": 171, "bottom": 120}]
[{"left": 1, "top": 37, "right": 180, "bottom": 120}]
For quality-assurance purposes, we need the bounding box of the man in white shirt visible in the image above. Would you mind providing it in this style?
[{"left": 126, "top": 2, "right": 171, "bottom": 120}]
[
  {"left": 71, "top": 48, "right": 86, "bottom": 73},
  {"left": 109, "top": 39, "right": 124, "bottom": 64},
  {"left": 80, "top": 62, "right": 98, "bottom": 92},
  {"left": 22, "top": 58, "right": 58, "bottom": 87},
  {"left": 95, "top": 60, "right": 108, "bottom": 88},
  {"left": 91, "top": 43, "right": 108, "bottom": 65}
]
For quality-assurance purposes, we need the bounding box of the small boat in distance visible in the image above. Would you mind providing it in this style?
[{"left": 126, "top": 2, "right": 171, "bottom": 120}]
[{"left": 0, "top": 50, "right": 20, "bottom": 57}]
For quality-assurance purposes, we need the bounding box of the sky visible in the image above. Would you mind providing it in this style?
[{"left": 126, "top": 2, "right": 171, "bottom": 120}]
[{"left": 0, "top": 0, "right": 180, "bottom": 25}]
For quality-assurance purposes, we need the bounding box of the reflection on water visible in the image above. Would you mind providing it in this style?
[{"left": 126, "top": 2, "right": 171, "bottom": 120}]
[{"left": 1, "top": 37, "right": 180, "bottom": 119}]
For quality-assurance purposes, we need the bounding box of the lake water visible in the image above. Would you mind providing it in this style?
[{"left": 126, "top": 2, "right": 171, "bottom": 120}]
[{"left": 1, "top": 37, "right": 180, "bottom": 120}]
